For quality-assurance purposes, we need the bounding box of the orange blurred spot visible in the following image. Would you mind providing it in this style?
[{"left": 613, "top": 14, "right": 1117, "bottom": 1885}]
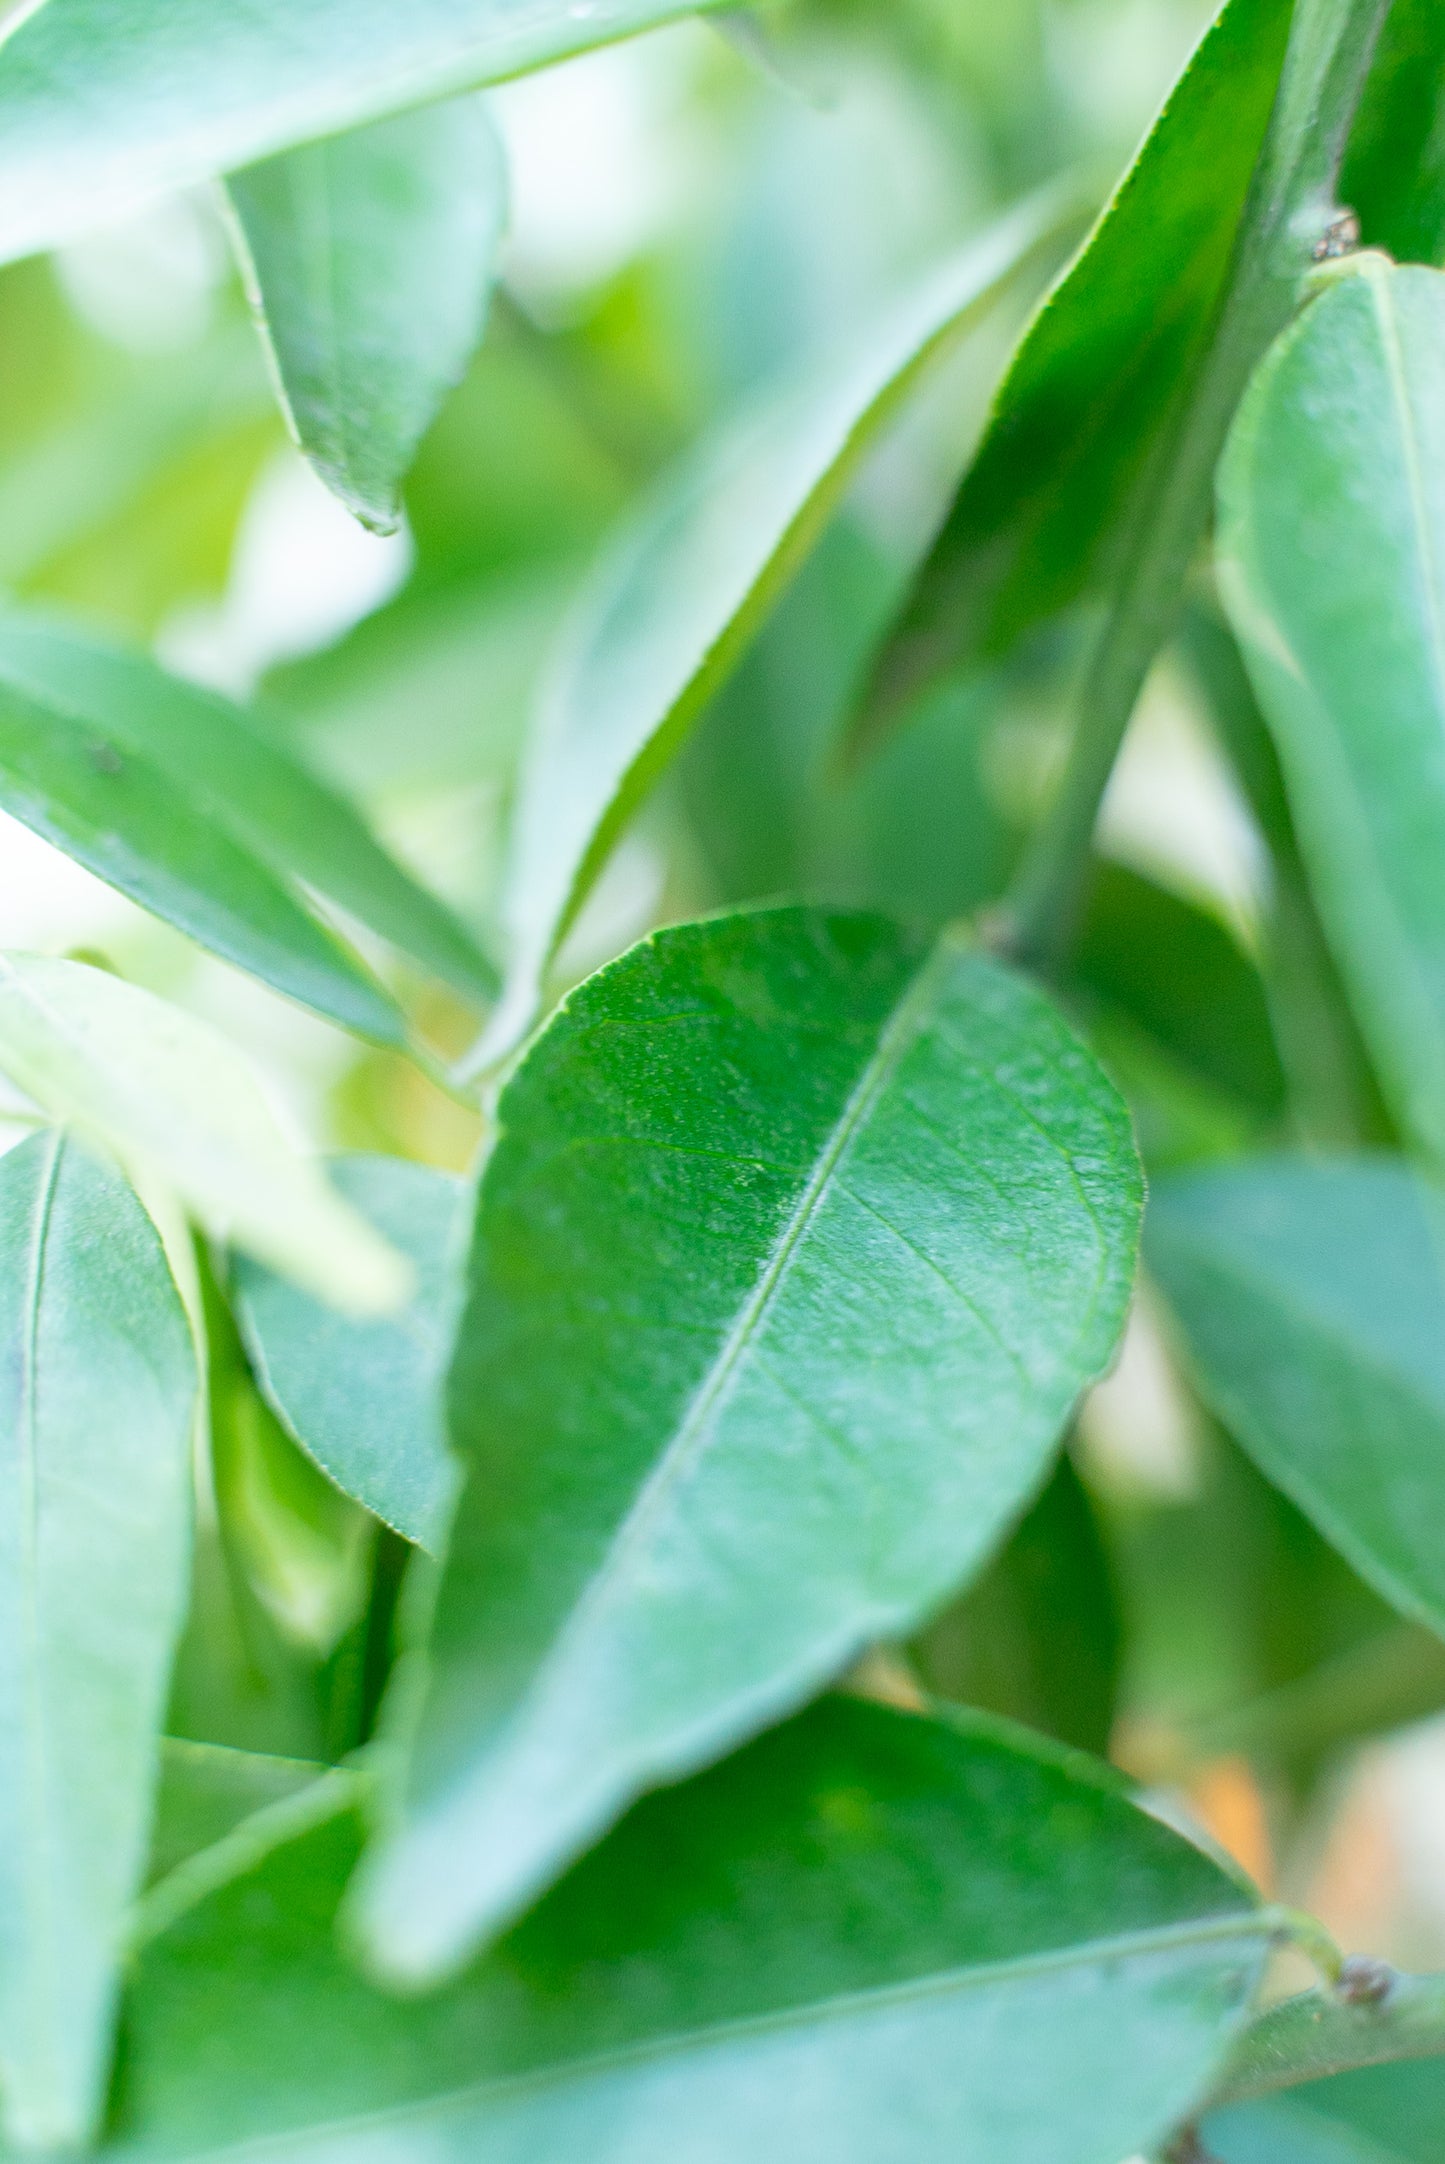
[{"left": 1187, "top": 1756, "right": 1274, "bottom": 1892}]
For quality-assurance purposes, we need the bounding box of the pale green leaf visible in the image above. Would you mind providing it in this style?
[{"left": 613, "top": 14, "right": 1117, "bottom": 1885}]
[
  {"left": 0, "top": 957, "right": 410, "bottom": 1315},
  {"left": 1217, "top": 260, "right": 1445, "bottom": 1164},
  {"left": 359, "top": 905, "right": 1142, "bottom": 1980},
  {"left": 1148, "top": 1156, "right": 1445, "bottom": 1641},
  {"left": 235, "top": 1156, "right": 465, "bottom": 1548},
  {"left": 95, "top": 1702, "right": 1264, "bottom": 2164},
  {"left": 227, "top": 99, "right": 507, "bottom": 534},
  {"left": 0, "top": 1133, "right": 196, "bottom": 2151},
  {"left": 0, "top": 0, "right": 725, "bottom": 266},
  {"left": 1209, "top": 2058, "right": 1445, "bottom": 2162},
  {"left": 479, "top": 202, "right": 1065, "bottom": 1062}
]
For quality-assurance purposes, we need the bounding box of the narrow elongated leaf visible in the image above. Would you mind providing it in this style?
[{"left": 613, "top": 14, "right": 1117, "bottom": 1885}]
[
  {"left": 228, "top": 99, "right": 506, "bottom": 533},
  {"left": 859, "top": 0, "right": 1293, "bottom": 732},
  {"left": 1217, "top": 261, "right": 1445, "bottom": 1164},
  {"left": 360, "top": 905, "right": 1142, "bottom": 1980},
  {"left": 147, "top": 1741, "right": 326, "bottom": 1889},
  {"left": 0, "top": 0, "right": 721, "bottom": 267},
  {"left": 1209, "top": 2059, "right": 1445, "bottom": 2161},
  {"left": 0, "top": 674, "right": 402, "bottom": 1045},
  {"left": 482, "top": 204, "right": 1064, "bottom": 1057},
  {"left": 0, "top": 956, "right": 409, "bottom": 1315},
  {"left": 0, "top": 610, "right": 496, "bottom": 1007},
  {"left": 93, "top": 1701, "right": 1264, "bottom": 2164},
  {"left": 1343, "top": 0, "right": 1445, "bottom": 269},
  {"left": 1148, "top": 1157, "right": 1445, "bottom": 1641},
  {"left": 0, "top": 1133, "right": 196, "bottom": 2151},
  {"left": 236, "top": 1157, "right": 465, "bottom": 1547}
]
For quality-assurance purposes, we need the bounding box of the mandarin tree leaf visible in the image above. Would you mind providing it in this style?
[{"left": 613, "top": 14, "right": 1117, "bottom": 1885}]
[
  {"left": 95, "top": 1702, "right": 1265, "bottom": 2164},
  {"left": 1217, "top": 260, "right": 1445, "bottom": 1166},
  {"left": 235, "top": 1157, "right": 466, "bottom": 1548},
  {"left": 0, "top": 610, "right": 497, "bottom": 1009},
  {"left": 0, "top": 956, "right": 409, "bottom": 1315},
  {"left": 0, "top": 1134, "right": 196, "bottom": 2152},
  {"left": 1148, "top": 1157, "right": 1445, "bottom": 1642},
  {"left": 1342, "top": 0, "right": 1445, "bottom": 268},
  {"left": 0, "top": 0, "right": 730, "bottom": 267},
  {"left": 476, "top": 201, "right": 1068, "bottom": 1061},
  {"left": 227, "top": 99, "right": 507, "bottom": 533},
  {"left": 858, "top": 0, "right": 1294, "bottom": 737},
  {"left": 358, "top": 905, "right": 1142, "bottom": 1981},
  {"left": 1208, "top": 2057, "right": 1445, "bottom": 2161}
]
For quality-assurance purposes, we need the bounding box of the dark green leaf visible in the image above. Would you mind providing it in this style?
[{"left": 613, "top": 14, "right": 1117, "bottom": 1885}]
[
  {"left": 227, "top": 99, "right": 506, "bottom": 534},
  {"left": 0, "top": 0, "right": 727, "bottom": 265},
  {"left": 481, "top": 205, "right": 1063, "bottom": 1057},
  {"left": 1148, "top": 1156, "right": 1445, "bottom": 1641},
  {"left": 359, "top": 904, "right": 1142, "bottom": 1980},
  {"left": 235, "top": 1157, "right": 465, "bottom": 1548},
  {"left": 0, "top": 1134, "right": 196, "bottom": 2151},
  {"left": 1217, "top": 261, "right": 1445, "bottom": 1164},
  {"left": 1342, "top": 0, "right": 1445, "bottom": 268},
  {"left": 861, "top": 0, "right": 1293, "bottom": 732},
  {"left": 1209, "top": 2057, "right": 1445, "bottom": 2161},
  {"left": 0, "top": 610, "right": 497, "bottom": 1008},
  {"left": 98, "top": 1701, "right": 1264, "bottom": 2163}
]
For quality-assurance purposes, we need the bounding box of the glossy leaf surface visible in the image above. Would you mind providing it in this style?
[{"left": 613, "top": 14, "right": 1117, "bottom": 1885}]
[
  {"left": 864, "top": 0, "right": 1293, "bottom": 726},
  {"left": 0, "top": 0, "right": 721, "bottom": 265},
  {"left": 0, "top": 610, "right": 496, "bottom": 1009},
  {"left": 236, "top": 1156, "right": 465, "bottom": 1547},
  {"left": 360, "top": 905, "right": 1142, "bottom": 1979},
  {"left": 0, "top": 1135, "right": 196, "bottom": 2151},
  {"left": 1148, "top": 1157, "right": 1445, "bottom": 1640},
  {"left": 0, "top": 957, "right": 409, "bottom": 1315},
  {"left": 1217, "top": 261, "right": 1445, "bottom": 1163},
  {"left": 484, "top": 205, "right": 1060, "bottom": 1052},
  {"left": 228, "top": 99, "right": 506, "bottom": 533},
  {"left": 1209, "top": 2058, "right": 1445, "bottom": 2161},
  {"left": 101, "top": 1701, "right": 1263, "bottom": 2163}
]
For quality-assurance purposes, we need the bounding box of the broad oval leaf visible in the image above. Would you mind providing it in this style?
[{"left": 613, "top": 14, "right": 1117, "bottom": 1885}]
[
  {"left": 359, "top": 904, "right": 1143, "bottom": 1980},
  {"left": 1217, "top": 260, "right": 1445, "bottom": 1165},
  {"left": 0, "top": 956, "right": 409, "bottom": 1315},
  {"left": 227, "top": 98, "right": 507, "bottom": 534},
  {"left": 858, "top": 0, "right": 1293, "bottom": 737},
  {"left": 480, "top": 202, "right": 1065, "bottom": 1059},
  {"left": 93, "top": 1701, "right": 1264, "bottom": 2164},
  {"left": 0, "top": 609, "right": 497, "bottom": 1010},
  {"left": 0, "top": 1133, "right": 196, "bottom": 2152},
  {"left": 235, "top": 1156, "right": 466, "bottom": 1547},
  {"left": 1209, "top": 2058, "right": 1445, "bottom": 2162},
  {"left": 1147, "top": 1156, "right": 1445, "bottom": 1641},
  {"left": 0, "top": 0, "right": 719, "bottom": 267}
]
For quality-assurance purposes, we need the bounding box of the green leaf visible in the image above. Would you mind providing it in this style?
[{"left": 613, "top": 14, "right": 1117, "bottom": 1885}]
[
  {"left": 359, "top": 904, "right": 1143, "bottom": 1980},
  {"left": 1216, "top": 260, "right": 1445, "bottom": 1165},
  {"left": 98, "top": 1701, "right": 1264, "bottom": 2164},
  {"left": 0, "top": 956, "right": 410, "bottom": 1315},
  {"left": 0, "top": 609, "right": 497, "bottom": 1009},
  {"left": 235, "top": 1156, "right": 465, "bottom": 1548},
  {"left": 0, "top": 1133, "right": 196, "bottom": 2151},
  {"left": 479, "top": 203, "right": 1065, "bottom": 1059},
  {"left": 0, "top": 0, "right": 726, "bottom": 266},
  {"left": 1342, "top": 0, "right": 1445, "bottom": 269},
  {"left": 1147, "top": 1156, "right": 1445, "bottom": 1642},
  {"left": 1209, "top": 2059, "right": 1445, "bottom": 2162},
  {"left": 860, "top": 0, "right": 1293, "bottom": 733},
  {"left": 227, "top": 99, "right": 506, "bottom": 534}
]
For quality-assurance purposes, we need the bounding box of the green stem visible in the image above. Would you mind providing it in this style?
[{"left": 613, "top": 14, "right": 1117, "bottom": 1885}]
[
  {"left": 1004, "top": 0, "right": 1392, "bottom": 970},
  {"left": 1210, "top": 1966, "right": 1445, "bottom": 2107}
]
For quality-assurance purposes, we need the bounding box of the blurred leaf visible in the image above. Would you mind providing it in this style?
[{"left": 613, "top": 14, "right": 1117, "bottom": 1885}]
[
  {"left": 227, "top": 98, "right": 507, "bottom": 532},
  {"left": 1209, "top": 2057, "right": 1445, "bottom": 2161},
  {"left": 481, "top": 202, "right": 1066, "bottom": 1060},
  {"left": 912, "top": 1453, "right": 1121, "bottom": 1756},
  {"left": 110, "top": 1702, "right": 1263, "bottom": 2163},
  {"left": 0, "top": 1133, "right": 195, "bottom": 2151},
  {"left": 0, "top": 0, "right": 731, "bottom": 265},
  {"left": 357, "top": 905, "right": 1141, "bottom": 1981},
  {"left": 236, "top": 1156, "right": 465, "bottom": 1548},
  {"left": 0, "top": 956, "right": 410, "bottom": 1314},
  {"left": 1217, "top": 261, "right": 1445, "bottom": 1165},
  {"left": 147, "top": 1739, "right": 324, "bottom": 1888},
  {"left": 861, "top": 0, "right": 1294, "bottom": 734},
  {"left": 0, "top": 609, "right": 497, "bottom": 1007},
  {"left": 1148, "top": 1156, "right": 1445, "bottom": 1643},
  {"left": 1342, "top": 0, "right": 1445, "bottom": 267}
]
